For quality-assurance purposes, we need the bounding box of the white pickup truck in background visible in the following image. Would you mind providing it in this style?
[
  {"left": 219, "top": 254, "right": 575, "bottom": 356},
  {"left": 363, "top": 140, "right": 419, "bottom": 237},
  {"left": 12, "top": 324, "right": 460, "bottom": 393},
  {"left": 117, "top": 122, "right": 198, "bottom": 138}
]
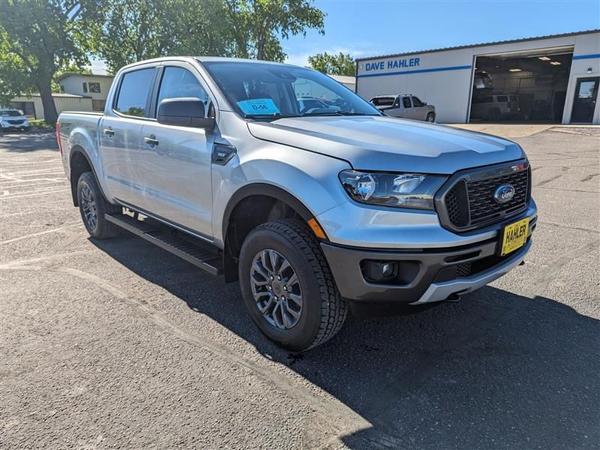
[{"left": 370, "top": 94, "right": 436, "bottom": 122}]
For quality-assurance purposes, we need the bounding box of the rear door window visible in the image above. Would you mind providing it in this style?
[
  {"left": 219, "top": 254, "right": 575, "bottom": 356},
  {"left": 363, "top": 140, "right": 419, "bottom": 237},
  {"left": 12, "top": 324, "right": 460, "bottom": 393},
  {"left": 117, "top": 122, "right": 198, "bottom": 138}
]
[
  {"left": 474, "top": 96, "right": 493, "bottom": 103},
  {"left": 371, "top": 97, "right": 395, "bottom": 107},
  {"left": 402, "top": 96, "right": 412, "bottom": 108},
  {"left": 114, "top": 68, "right": 155, "bottom": 117}
]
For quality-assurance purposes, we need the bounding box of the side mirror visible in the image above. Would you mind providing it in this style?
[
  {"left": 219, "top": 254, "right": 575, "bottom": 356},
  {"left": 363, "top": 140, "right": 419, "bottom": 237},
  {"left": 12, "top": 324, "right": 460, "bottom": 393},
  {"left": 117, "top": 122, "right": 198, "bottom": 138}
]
[{"left": 157, "top": 97, "right": 215, "bottom": 130}]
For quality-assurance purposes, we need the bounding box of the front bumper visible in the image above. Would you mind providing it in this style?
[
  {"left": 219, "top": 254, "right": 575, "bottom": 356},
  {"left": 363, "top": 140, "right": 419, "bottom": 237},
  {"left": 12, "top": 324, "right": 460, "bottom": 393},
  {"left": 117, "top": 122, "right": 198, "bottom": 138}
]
[
  {"left": 0, "top": 123, "right": 29, "bottom": 130},
  {"left": 321, "top": 212, "right": 536, "bottom": 304}
]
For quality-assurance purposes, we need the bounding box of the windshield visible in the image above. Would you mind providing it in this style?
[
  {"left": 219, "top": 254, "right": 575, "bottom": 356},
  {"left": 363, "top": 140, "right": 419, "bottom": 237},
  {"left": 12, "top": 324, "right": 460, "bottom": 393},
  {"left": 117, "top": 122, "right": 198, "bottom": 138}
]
[
  {"left": 0, "top": 110, "right": 22, "bottom": 117},
  {"left": 202, "top": 61, "right": 381, "bottom": 119}
]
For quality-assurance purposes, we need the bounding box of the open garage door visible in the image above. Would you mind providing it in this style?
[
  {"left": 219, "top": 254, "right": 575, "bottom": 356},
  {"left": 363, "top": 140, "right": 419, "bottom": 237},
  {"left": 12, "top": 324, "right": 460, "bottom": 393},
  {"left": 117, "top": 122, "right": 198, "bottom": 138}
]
[{"left": 469, "top": 49, "right": 573, "bottom": 123}]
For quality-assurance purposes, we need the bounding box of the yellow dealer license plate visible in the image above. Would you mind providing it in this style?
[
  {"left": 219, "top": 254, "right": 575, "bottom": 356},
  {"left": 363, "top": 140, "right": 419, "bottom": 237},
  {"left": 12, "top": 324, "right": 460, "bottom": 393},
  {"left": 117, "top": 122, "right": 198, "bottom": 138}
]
[{"left": 500, "top": 218, "right": 529, "bottom": 256}]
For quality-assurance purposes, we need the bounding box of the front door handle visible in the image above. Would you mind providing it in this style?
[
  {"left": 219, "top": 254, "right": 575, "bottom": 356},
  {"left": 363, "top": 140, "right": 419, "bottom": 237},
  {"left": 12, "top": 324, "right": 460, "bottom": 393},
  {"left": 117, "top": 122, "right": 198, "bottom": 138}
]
[
  {"left": 103, "top": 128, "right": 114, "bottom": 137},
  {"left": 144, "top": 135, "right": 159, "bottom": 147}
]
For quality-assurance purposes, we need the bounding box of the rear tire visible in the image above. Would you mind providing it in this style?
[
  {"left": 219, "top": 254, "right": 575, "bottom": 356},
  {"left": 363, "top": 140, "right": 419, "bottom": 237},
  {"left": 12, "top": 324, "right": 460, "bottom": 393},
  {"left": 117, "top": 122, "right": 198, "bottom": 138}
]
[
  {"left": 76, "top": 171, "right": 119, "bottom": 239},
  {"left": 239, "top": 219, "right": 347, "bottom": 351}
]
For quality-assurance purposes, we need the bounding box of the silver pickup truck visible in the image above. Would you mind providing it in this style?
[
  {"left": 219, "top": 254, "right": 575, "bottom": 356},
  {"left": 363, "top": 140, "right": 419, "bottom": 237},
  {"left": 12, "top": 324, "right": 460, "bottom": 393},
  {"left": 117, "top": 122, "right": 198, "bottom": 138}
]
[{"left": 58, "top": 57, "right": 536, "bottom": 351}]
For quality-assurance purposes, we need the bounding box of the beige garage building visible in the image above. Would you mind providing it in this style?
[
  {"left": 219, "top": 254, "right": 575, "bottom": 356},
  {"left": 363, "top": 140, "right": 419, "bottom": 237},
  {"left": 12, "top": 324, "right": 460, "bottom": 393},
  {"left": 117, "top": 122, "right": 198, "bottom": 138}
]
[{"left": 356, "top": 29, "right": 600, "bottom": 124}]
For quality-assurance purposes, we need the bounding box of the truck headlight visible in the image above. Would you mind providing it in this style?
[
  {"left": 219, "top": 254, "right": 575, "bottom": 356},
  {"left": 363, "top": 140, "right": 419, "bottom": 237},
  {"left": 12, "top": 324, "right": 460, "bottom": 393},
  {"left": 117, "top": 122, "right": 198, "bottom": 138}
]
[{"left": 339, "top": 170, "right": 447, "bottom": 210}]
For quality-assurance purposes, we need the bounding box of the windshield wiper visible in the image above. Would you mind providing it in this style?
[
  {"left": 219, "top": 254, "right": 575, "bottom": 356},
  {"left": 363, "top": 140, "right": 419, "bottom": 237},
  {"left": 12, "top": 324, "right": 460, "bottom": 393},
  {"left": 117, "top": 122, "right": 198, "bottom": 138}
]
[
  {"left": 244, "top": 113, "right": 299, "bottom": 120},
  {"left": 300, "top": 111, "right": 379, "bottom": 117}
]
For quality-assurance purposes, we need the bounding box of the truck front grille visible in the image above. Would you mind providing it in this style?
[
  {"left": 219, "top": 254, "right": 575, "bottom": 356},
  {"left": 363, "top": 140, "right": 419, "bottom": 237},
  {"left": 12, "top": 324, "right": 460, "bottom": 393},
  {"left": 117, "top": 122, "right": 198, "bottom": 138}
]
[{"left": 437, "top": 160, "right": 531, "bottom": 232}]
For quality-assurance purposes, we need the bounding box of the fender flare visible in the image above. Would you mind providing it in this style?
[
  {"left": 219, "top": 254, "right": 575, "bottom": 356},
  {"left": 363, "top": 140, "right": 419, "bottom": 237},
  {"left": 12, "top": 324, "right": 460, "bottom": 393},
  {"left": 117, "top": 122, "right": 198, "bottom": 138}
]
[
  {"left": 69, "top": 146, "right": 108, "bottom": 206},
  {"left": 221, "top": 183, "right": 314, "bottom": 240}
]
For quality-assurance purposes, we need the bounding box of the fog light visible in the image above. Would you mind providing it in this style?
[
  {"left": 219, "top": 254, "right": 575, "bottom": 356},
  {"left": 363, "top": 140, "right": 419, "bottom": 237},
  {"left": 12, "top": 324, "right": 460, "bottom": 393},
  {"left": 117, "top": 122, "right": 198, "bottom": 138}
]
[
  {"left": 381, "top": 263, "right": 394, "bottom": 277},
  {"left": 362, "top": 260, "right": 398, "bottom": 282}
]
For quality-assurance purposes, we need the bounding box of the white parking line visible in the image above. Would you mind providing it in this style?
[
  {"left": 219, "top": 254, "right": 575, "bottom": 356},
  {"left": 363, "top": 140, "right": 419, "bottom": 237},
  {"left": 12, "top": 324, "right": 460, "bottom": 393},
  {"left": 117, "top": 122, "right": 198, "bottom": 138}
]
[
  {"left": 0, "top": 222, "right": 81, "bottom": 245},
  {"left": 0, "top": 180, "right": 65, "bottom": 189},
  {"left": 0, "top": 188, "right": 69, "bottom": 199}
]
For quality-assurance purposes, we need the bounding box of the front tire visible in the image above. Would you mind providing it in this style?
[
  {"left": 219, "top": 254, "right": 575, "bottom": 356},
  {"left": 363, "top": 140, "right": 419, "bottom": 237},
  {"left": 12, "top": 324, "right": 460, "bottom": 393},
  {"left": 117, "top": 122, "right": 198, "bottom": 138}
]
[
  {"left": 239, "top": 219, "right": 347, "bottom": 351},
  {"left": 76, "top": 171, "right": 118, "bottom": 239},
  {"left": 426, "top": 112, "right": 435, "bottom": 122}
]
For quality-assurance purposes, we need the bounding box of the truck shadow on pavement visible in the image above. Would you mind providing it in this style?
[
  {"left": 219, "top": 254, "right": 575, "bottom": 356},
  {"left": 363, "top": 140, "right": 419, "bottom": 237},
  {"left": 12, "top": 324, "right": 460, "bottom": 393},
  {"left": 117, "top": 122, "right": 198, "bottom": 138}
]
[
  {"left": 0, "top": 132, "right": 57, "bottom": 152},
  {"left": 93, "top": 236, "right": 600, "bottom": 449}
]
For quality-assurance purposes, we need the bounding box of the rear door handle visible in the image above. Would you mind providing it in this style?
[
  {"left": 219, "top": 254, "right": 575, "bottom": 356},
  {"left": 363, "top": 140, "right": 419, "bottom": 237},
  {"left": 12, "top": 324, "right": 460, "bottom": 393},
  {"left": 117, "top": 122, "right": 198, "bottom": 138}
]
[
  {"left": 103, "top": 128, "right": 114, "bottom": 137},
  {"left": 144, "top": 135, "right": 159, "bottom": 147}
]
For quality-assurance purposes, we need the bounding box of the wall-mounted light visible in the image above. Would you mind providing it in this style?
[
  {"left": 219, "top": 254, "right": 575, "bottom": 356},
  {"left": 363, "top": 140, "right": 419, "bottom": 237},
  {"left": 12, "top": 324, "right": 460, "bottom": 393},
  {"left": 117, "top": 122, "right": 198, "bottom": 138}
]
[
  {"left": 550, "top": 61, "right": 561, "bottom": 66},
  {"left": 587, "top": 67, "right": 593, "bottom": 74},
  {"left": 509, "top": 68, "right": 522, "bottom": 72},
  {"left": 538, "top": 56, "right": 551, "bottom": 61}
]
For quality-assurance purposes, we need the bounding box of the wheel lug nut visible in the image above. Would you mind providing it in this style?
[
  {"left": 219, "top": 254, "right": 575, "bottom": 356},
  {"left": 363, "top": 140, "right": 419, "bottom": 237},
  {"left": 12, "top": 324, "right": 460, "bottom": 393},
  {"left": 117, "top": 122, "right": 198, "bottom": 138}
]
[
  {"left": 277, "top": 276, "right": 281, "bottom": 281},
  {"left": 283, "top": 286, "right": 287, "bottom": 291}
]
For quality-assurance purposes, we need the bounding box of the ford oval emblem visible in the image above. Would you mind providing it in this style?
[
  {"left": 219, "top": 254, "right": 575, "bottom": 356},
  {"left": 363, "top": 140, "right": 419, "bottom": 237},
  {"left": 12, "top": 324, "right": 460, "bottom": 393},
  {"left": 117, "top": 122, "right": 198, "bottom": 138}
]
[{"left": 494, "top": 184, "right": 516, "bottom": 203}]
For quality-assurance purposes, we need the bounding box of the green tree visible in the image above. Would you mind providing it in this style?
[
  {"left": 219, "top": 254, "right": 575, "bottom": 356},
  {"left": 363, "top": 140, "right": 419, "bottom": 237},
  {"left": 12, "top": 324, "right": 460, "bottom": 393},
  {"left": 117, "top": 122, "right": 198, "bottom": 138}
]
[
  {"left": 89, "top": 0, "right": 231, "bottom": 73},
  {"left": 91, "top": 0, "right": 325, "bottom": 71},
  {"left": 0, "top": 0, "right": 98, "bottom": 123},
  {"left": 308, "top": 52, "right": 355, "bottom": 76},
  {"left": 223, "top": 0, "right": 325, "bottom": 61},
  {"left": 0, "top": 29, "right": 30, "bottom": 106}
]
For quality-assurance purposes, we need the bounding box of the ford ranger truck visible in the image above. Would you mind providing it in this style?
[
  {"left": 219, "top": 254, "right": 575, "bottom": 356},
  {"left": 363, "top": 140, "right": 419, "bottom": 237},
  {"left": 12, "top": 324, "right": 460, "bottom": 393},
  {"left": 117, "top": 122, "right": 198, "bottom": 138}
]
[{"left": 57, "top": 57, "right": 536, "bottom": 352}]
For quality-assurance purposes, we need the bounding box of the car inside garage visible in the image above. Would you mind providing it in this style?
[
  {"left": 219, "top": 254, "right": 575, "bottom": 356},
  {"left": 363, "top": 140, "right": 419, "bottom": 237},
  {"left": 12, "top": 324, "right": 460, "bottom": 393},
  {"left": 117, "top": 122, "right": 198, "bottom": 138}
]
[{"left": 469, "top": 49, "right": 573, "bottom": 123}]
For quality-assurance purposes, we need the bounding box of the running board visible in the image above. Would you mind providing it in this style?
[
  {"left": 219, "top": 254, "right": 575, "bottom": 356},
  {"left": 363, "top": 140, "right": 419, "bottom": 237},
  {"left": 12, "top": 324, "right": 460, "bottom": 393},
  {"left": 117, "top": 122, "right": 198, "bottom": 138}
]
[{"left": 105, "top": 213, "right": 222, "bottom": 276}]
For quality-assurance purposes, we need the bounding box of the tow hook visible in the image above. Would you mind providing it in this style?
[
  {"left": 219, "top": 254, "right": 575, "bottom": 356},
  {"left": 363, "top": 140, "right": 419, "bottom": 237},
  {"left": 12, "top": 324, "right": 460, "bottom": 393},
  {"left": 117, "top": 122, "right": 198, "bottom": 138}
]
[
  {"left": 447, "top": 288, "right": 470, "bottom": 302},
  {"left": 447, "top": 293, "right": 462, "bottom": 303}
]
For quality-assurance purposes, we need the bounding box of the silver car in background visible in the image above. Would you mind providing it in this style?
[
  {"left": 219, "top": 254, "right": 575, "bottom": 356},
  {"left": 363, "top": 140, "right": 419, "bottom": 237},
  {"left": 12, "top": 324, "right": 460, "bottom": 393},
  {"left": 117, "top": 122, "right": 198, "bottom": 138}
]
[
  {"left": 0, "top": 108, "right": 30, "bottom": 132},
  {"left": 370, "top": 94, "right": 436, "bottom": 122}
]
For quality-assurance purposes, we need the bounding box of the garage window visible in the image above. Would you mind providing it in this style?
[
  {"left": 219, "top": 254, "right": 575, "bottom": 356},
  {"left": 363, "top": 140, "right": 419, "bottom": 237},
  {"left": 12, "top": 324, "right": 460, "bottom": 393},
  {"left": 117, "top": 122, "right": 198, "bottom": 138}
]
[{"left": 88, "top": 82, "right": 101, "bottom": 94}]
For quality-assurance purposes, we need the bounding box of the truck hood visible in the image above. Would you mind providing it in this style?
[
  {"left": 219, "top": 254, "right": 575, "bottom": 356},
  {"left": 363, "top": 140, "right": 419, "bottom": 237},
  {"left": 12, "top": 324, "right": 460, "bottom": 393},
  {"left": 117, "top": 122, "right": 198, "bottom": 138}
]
[{"left": 247, "top": 116, "right": 524, "bottom": 174}]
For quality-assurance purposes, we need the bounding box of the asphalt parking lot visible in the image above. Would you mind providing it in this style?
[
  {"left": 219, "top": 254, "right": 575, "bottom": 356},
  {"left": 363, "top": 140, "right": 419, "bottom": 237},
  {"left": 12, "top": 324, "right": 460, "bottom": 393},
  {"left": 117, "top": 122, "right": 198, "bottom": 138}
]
[{"left": 1, "top": 126, "right": 599, "bottom": 449}]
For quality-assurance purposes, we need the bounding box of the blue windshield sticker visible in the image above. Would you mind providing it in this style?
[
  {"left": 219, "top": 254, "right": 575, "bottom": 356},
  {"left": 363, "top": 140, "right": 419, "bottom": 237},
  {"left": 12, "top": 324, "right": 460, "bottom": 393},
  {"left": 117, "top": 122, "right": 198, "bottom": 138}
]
[{"left": 237, "top": 98, "right": 280, "bottom": 115}]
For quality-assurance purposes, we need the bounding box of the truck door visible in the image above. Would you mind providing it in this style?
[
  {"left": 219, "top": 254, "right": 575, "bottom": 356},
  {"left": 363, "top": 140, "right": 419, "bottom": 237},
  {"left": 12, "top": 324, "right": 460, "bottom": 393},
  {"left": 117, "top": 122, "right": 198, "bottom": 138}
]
[
  {"left": 387, "top": 96, "right": 403, "bottom": 117},
  {"left": 139, "top": 64, "right": 214, "bottom": 238},
  {"left": 99, "top": 67, "right": 156, "bottom": 207},
  {"left": 411, "top": 96, "right": 427, "bottom": 120},
  {"left": 402, "top": 96, "right": 415, "bottom": 119}
]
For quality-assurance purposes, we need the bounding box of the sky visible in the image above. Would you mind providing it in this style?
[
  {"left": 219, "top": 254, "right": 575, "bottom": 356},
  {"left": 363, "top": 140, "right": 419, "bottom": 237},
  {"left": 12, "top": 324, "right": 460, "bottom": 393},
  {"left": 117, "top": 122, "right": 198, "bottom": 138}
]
[
  {"left": 90, "top": 0, "right": 599, "bottom": 74},
  {"left": 282, "top": 0, "right": 600, "bottom": 66}
]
